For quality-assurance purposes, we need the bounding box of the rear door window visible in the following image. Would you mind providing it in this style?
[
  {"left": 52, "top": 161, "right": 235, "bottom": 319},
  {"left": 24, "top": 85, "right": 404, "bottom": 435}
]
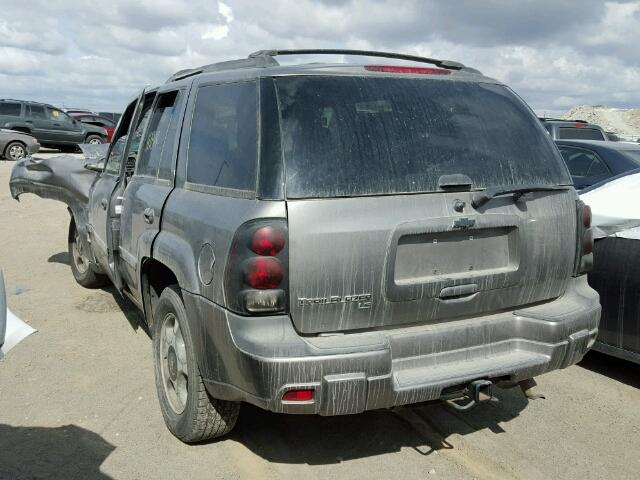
[
  {"left": 558, "top": 127, "right": 606, "bottom": 141},
  {"left": 275, "top": 76, "right": 570, "bottom": 198},
  {"left": 0, "top": 102, "right": 21, "bottom": 116},
  {"left": 137, "top": 90, "right": 183, "bottom": 180},
  {"left": 28, "top": 105, "right": 47, "bottom": 119},
  {"left": 187, "top": 81, "right": 258, "bottom": 192}
]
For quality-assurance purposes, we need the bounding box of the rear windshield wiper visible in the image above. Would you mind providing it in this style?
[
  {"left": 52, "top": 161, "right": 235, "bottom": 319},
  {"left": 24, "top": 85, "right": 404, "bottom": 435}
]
[{"left": 471, "top": 184, "right": 571, "bottom": 208}]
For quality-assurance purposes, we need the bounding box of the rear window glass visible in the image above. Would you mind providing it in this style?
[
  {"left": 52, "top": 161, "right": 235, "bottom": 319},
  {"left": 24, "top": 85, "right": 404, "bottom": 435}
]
[
  {"left": 0, "top": 102, "right": 21, "bottom": 116},
  {"left": 276, "top": 76, "right": 570, "bottom": 198},
  {"left": 558, "top": 127, "right": 606, "bottom": 141}
]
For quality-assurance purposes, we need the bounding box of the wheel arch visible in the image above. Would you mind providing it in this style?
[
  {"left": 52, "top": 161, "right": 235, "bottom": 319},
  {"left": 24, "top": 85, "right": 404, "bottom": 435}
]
[{"left": 140, "top": 257, "right": 179, "bottom": 327}]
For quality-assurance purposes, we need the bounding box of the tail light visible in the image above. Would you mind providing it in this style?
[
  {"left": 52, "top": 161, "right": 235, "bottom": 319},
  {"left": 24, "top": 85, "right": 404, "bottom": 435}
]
[
  {"left": 225, "top": 219, "right": 288, "bottom": 314},
  {"left": 574, "top": 201, "right": 593, "bottom": 275}
]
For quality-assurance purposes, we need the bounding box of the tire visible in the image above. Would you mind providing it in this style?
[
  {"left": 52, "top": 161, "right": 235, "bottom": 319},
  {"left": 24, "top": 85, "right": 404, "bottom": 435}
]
[
  {"left": 152, "top": 285, "right": 239, "bottom": 443},
  {"left": 4, "top": 141, "right": 27, "bottom": 161},
  {"left": 68, "top": 218, "right": 109, "bottom": 288},
  {"left": 85, "top": 134, "right": 104, "bottom": 145}
]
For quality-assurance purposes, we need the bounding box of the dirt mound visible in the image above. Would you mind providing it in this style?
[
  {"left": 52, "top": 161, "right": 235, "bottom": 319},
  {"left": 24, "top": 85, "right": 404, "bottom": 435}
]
[{"left": 561, "top": 106, "right": 640, "bottom": 138}]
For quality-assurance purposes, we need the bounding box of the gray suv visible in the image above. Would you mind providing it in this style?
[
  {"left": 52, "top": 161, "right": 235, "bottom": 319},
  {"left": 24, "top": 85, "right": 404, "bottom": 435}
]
[
  {"left": 10, "top": 50, "right": 601, "bottom": 443},
  {"left": 0, "top": 99, "right": 107, "bottom": 150}
]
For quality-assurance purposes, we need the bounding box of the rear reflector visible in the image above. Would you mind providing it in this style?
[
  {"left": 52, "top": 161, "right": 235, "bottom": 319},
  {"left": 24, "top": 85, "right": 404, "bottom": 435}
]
[
  {"left": 364, "top": 65, "right": 451, "bottom": 75},
  {"left": 282, "top": 389, "right": 314, "bottom": 402}
]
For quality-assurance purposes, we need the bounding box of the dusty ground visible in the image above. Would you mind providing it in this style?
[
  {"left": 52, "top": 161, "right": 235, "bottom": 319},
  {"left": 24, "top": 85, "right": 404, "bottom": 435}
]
[{"left": 0, "top": 155, "right": 639, "bottom": 480}]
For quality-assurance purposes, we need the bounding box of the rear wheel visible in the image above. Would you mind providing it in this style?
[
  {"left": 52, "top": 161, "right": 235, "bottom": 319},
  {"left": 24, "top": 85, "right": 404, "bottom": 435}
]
[
  {"left": 68, "top": 218, "right": 108, "bottom": 288},
  {"left": 4, "top": 141, "right": 26, "bottom": 161},
  {"left": 153, "top": 285, "right": 239, "bottom": 443},
  {"left": 85, "top": 135, "right": 103, "bottom": 145}
]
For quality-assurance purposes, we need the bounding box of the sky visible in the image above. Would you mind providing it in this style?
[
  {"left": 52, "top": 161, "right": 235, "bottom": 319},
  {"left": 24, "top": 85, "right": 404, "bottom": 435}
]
[{"left": 0, "top": 0, "right": 639, "bottom": 115}]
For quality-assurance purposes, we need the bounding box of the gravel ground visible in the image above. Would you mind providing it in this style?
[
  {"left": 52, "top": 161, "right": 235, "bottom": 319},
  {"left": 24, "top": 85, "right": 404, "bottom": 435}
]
[{"left": 0, "top": 155, "right": 639, "bottom": 480}]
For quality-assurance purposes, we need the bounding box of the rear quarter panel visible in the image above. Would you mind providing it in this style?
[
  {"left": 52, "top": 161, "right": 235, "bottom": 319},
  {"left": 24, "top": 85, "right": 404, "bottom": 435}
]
[{"left": 156, "top": 188, "right": 286, "bottom": 303}]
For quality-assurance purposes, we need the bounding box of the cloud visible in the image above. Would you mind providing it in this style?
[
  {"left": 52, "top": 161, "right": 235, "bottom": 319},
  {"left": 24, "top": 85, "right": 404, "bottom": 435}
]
[{"left": 0, "top": 0, "right": 638, "bottom": 113}]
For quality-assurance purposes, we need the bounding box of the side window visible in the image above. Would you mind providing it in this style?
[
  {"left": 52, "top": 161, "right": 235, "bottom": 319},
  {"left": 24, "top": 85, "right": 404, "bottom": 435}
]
[
  {"left": 123, "top": 94, "right": 156, "bottom": 177},
  {"left": 187, "top": 81, "right": 257, "bottom": 191},
  {"left": 137, "top": 90, "right": 183, "bottom": 179},
  {"left": 103, "top": 97, "right": 146, "bottom": 175},
  {"left": 99, "top": 117, "right": 115, "bottom": 128},
  {"left": 0, "top": 102, "right": 21, "bottom": 116},
  {"left": 558, "top": 147, "right": 609, "bottom": 177},
  {"left": 104, "top": 136, "right": 127, "bottom": 175},
  {"left": 46, "top": 107, "right": 63, "bottom": 121},
  {"left": 28, "top": 105, "right": 47, "bottom": 119}
]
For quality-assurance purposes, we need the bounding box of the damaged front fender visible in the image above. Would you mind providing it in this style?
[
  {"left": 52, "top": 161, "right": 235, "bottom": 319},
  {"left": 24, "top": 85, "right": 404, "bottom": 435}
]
[{"left": 9, "top": 154, "right": 101, "bottom": 228}]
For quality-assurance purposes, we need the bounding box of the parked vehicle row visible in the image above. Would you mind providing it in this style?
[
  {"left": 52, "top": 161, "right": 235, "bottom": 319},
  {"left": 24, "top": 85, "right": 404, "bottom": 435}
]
[
  {"left": 10, "top": 49, "right": 600, "bottom": 443},
  {"left": 0, "top": 99, "right": 107, "bottom": 152}
]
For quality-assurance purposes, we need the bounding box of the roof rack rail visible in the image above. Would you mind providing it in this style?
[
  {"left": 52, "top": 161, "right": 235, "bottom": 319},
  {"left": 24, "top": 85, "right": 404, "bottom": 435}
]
[
  {"left": 167, "top": 55, "right": 279, "bottom": 82},
  {"left": 249, "top": 49, "right": 468, "bottom": 70}
]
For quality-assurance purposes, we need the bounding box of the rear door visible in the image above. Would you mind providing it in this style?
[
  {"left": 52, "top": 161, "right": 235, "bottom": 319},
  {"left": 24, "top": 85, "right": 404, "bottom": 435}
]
[
  {"left": 26, "top": 104, "right": 56, "bottom": 142},
  {"left": 275, "top": 75, "right": 577, "bottom": 334},
  {"left": 118, "top": 86, "right": 188, "bottom": 301}
]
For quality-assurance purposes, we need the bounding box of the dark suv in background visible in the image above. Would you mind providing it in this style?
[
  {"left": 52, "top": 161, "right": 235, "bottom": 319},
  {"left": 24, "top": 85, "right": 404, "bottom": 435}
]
[{"left": 0, "top": 99, "right": 107, "bottom": 151}]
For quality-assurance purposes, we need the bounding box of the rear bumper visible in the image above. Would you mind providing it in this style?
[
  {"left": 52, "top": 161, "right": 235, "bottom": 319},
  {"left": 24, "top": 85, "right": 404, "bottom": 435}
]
[
  {"left": 183, "top": 276, "right": 600, "bottom": 416},
  {"left": 27, "top": 141, "right": 40, "bottom": 155}
]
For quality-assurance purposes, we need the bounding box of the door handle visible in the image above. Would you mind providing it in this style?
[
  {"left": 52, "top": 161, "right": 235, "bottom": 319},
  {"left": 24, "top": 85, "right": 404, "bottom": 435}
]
[
  {"left": 25, "top": 120, "right": 33, "bottom": 123},
  {"left": 100, "top": 198, "right": 108, "bottom": 210},
  {"left": 143, "top": 208, "right": 155, "bottom": 224}
]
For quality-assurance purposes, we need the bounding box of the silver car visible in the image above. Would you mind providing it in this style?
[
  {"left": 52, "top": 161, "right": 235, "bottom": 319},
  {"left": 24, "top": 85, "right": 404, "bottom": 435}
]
[
  {"left": 0, "top": 129, "right": 40, "bottom": 160},
  {"left": 9, "top": 49, "right": 601, "bottom": 443}
]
